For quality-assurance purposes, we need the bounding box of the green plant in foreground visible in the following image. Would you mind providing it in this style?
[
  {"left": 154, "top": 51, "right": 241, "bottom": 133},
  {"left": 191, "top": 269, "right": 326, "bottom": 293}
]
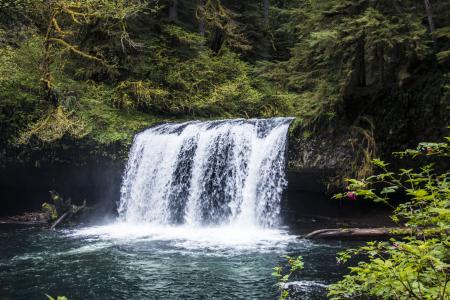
[
  {"left": 272, "top": 255, "right": 304, "bottom": 300},
  {"left": 328, "top": 136, "right": 450, "bottom": 300}
]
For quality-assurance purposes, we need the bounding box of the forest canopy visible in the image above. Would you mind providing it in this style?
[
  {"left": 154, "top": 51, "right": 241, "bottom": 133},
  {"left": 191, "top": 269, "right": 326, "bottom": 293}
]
[{"left": 0, "top": 0, "right": 448, "bottom": 157}]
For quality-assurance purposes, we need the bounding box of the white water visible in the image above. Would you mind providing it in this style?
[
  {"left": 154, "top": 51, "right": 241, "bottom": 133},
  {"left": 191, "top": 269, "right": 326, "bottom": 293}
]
[
  {"left": 71, "top": 223, "right": 299, "bottom": 254},
  {"left": 118, "top": 117, "right": 293, "bottom": 228},
  {"left": 76, "top": 118, "right": 294, "bottom": 248}
]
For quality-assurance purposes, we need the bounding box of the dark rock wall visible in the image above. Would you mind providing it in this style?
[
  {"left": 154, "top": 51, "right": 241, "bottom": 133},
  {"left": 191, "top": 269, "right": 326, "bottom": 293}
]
[{"left": 0, "top": 161, "right": 123, "bottom": 218}]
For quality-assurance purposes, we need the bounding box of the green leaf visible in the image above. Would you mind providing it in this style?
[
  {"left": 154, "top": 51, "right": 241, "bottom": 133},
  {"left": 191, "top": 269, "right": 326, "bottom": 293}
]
[
  {"left": 372, "top": 159, "right": 388, "bottom": 168},
  {"left": 380, "top": 186, "right": 398, "bottom": 194}
]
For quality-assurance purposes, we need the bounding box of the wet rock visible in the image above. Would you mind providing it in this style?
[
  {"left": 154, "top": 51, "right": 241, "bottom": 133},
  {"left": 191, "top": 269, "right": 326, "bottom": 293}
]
[
  {"left": 284, "top": 280, "right": 328, "bottom": 299},
  {"left": 0, "top": 211, "right": 49, "bottom": 225}
]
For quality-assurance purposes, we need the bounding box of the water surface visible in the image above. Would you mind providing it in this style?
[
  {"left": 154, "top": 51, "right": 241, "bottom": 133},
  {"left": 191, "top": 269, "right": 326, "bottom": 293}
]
[{"left": 0, "top": 224, "right": 354, "bottom": 299}]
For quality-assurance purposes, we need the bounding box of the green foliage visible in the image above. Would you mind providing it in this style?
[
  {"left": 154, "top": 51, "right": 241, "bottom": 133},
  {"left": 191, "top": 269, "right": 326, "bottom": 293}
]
[
  {"left": 42, "top": 202, "right": 58, "bottom": 220},
  {"left": 257, "top": 0, "right": 449, "bottom": 129},
  {"left": 47, "top": 190, "right": 73, "bottom": 217},
  {"left": 329, "top": 238, "right": 449, "bottom": 300},
  {"left": 329, "top": 137, "right": 450, "bottom": 299},
  {"left": 272, "top": 255, "right": 304, "bottom": 300},
  {"left": 163, "top": 48, "right": 262, "bottom": 116},
  {"left": 18, "top": 106, "right": 88, "bottom": 144},
  {"left": 0, "top": 0, "right": 448, "bottom": 164},
  {"left": 78, "top": 82, "right": 165, "bottom": 146},
  {"left": 0, "top": 35, "right": 44, "bottom": 145}
]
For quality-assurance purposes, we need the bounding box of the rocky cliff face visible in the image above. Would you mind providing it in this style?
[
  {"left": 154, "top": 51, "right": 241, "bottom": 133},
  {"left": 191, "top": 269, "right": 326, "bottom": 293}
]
[
  {"left": 288, "top": 129, "right": 354, "bottom": 172},
  {"left": 287, "top": 121, "right": 366, "bottom": 194}
]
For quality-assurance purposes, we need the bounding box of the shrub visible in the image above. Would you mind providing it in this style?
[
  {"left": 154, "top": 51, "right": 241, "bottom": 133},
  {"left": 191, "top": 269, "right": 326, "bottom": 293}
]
[{"left": 328, "top": 136, "right": 450, "bottom": 300}]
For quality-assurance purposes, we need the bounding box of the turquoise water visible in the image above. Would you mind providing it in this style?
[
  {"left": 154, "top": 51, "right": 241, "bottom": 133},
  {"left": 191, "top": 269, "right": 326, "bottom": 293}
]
[{"left": 0, "top": 224, "right": 353, "bottom": 299}]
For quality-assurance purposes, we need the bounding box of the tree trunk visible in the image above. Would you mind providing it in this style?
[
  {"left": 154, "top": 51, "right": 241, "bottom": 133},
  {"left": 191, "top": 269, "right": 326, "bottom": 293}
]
[
  {"left": 377, "top": 44, "right": 385, "bottom": 86},
  {"left": 356, "top": 34, "right": 366, "bottom": 87},
  {"left": 50, "top": 200, "right": 86, "bottom": 230},
  {"left": 210, "top": 28, "right": 224, "bottom": 53},
  {"left": 197, "top": 0, "right": 205, "bottom": 36},
  {"left": 423, "top": 0, "right": 437, "bottom": 46},
  {"left": 169, "top": 0, "right": 178, "bottom": 22},
  {"left": 263, "top": 0, "right": 269, "bottom": 24},
  {"left": 50, "top": 211, "right": 71, "bottom": 230},
  {"left": 423, "top": 0, "right": 435, "bottom": 34},
  {"left": 42, "top": 43, "right": 57, "bottom": 107},
  {"left": 42, "top": 7, "right": 58, "bottom": 107}
]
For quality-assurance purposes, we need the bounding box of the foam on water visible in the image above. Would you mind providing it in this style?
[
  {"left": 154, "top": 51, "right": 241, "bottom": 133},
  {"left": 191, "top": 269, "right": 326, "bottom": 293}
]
[{"left": 71, "top": 223, "right": 299, "bottom": 253}]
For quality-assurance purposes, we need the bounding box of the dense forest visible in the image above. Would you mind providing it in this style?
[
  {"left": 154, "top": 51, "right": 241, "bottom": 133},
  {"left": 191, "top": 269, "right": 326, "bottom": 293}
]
[{"left": 0, "top": 0, "right": 448, "bottom": 177}]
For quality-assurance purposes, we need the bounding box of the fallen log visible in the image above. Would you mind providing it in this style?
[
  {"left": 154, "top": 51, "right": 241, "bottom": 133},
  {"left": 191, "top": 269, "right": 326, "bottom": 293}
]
[
  {"left": 304, "top": 227, "right": 407, "bottom": 240},
  {"left": 50, "top": 211, "right": 71, "bottom": 230},
  {"left": 50, "top": 200, "right": 87, "bottom": 230}
]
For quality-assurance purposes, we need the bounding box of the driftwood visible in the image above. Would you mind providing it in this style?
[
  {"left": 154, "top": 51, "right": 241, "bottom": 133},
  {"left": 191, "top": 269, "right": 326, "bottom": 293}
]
[
  {"left": 0, "top": 198, "right": 87, "bottom": 228},
  {"left": 304, "top": 227, "right": 407, "bottom": 240},
  {"left": 50, "top": 200, "right": 87, "bottom": 230},
  {"left": 50, "top": 211, "right": 72, "bottom": 230}
]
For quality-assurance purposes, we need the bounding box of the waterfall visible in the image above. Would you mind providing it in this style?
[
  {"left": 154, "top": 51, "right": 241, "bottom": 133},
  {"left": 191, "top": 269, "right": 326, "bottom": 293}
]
[{"left": 118, "top": 117, "right": 293, "bottom": 227}]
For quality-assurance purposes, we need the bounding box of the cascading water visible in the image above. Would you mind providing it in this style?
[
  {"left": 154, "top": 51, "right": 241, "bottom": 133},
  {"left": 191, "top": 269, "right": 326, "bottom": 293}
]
[{"left": 117, "top": 117, "right": 293, "bottom": 228}]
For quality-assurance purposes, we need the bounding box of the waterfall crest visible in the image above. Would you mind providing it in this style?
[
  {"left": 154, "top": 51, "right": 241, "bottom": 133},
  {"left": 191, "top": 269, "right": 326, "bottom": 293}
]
[{"left": 118, "top": 118, "right": 293, "bottom": 227}]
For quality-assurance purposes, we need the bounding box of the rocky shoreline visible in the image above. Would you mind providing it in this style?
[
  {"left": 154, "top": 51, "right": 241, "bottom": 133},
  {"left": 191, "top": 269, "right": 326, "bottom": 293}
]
[{"left": 0, "top": 212, "right": 49, "bottom": 225}]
